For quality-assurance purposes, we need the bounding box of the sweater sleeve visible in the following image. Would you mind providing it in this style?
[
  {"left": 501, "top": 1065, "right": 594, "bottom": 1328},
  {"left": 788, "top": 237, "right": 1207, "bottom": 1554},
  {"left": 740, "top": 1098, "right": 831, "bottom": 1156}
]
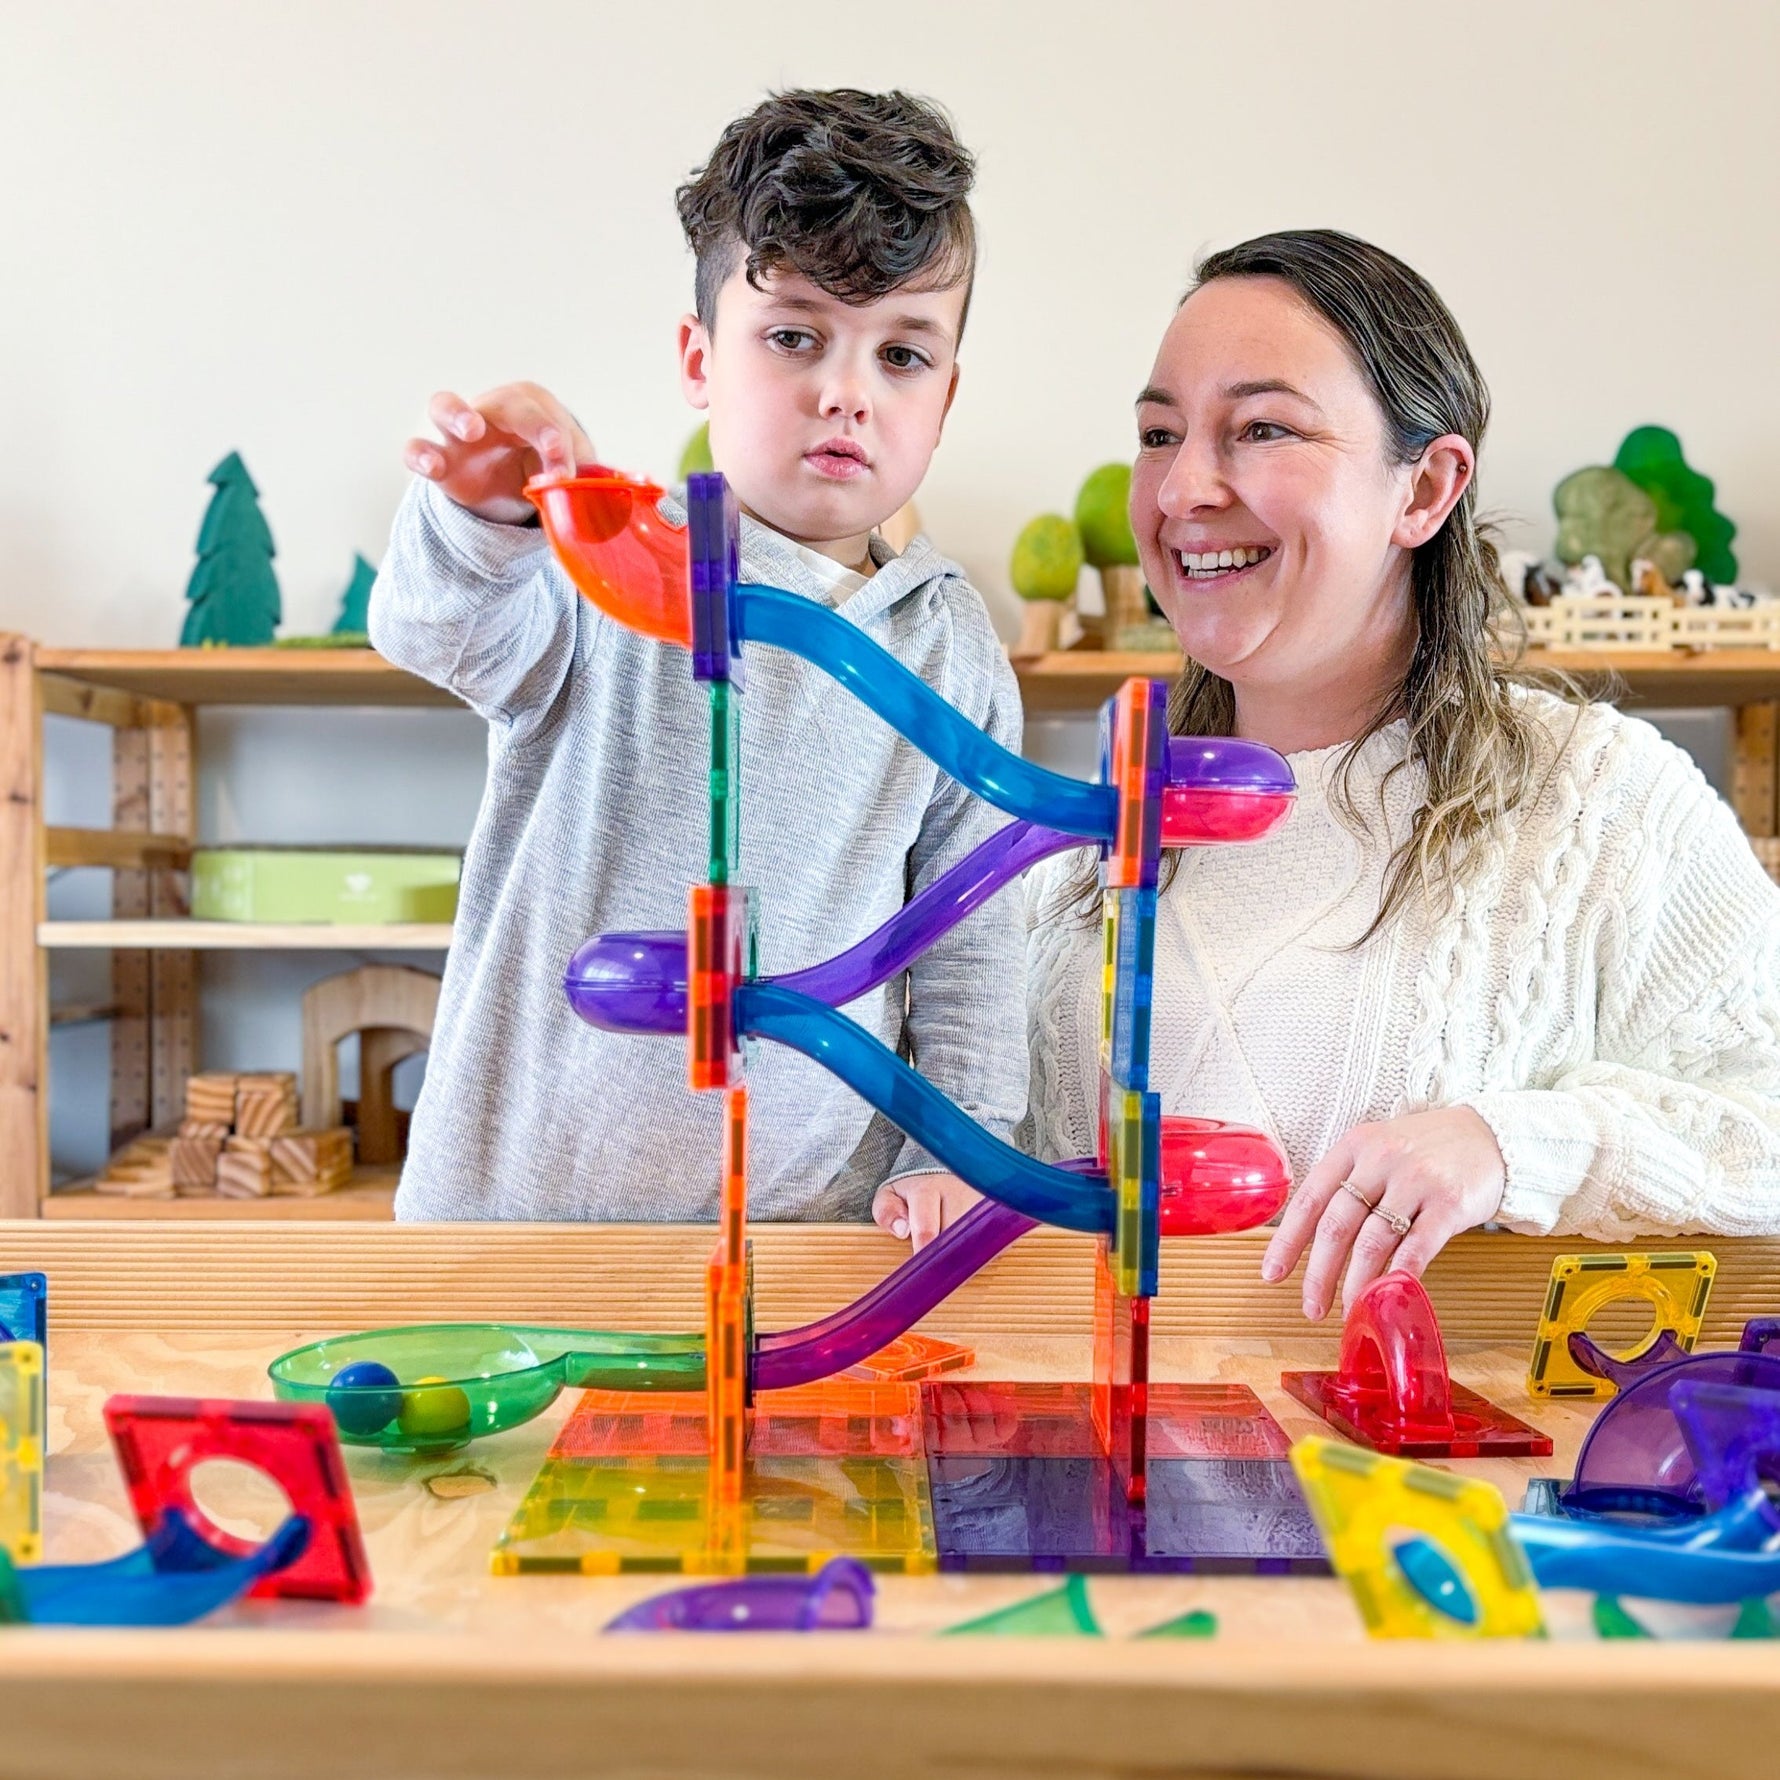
[
  {"left": 884, "top": 597, "right": 1031, "bottom": 1183},
  {"left": 367, "top": 478, "right": 582, "bottom": 742},
  {"left": 1470, "top": 752, "right": 1780, "bottom": 1241}
]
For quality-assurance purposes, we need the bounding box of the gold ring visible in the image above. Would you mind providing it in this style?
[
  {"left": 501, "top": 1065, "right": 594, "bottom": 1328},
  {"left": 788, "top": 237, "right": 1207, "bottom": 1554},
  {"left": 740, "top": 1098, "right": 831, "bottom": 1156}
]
[
  {"left": 1338, "top": 1178, "right": 1379, "bottom": 1213},
  {"left": 1369, "top": 1205, "right": 1413, "bottom": 1238}
]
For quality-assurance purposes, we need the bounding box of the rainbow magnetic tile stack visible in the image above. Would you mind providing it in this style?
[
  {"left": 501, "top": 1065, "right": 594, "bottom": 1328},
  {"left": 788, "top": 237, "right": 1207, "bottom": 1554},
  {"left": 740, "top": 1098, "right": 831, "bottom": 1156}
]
[
  {"left": 1, "top": 1342, "right": 45, "bottom": 1563},
  {"left": 490, "top": 1454, "right": 936, "bottom": 1577}
]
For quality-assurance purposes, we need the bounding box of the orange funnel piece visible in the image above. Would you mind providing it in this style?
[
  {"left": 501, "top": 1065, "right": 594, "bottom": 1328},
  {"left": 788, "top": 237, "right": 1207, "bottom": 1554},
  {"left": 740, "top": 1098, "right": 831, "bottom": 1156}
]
[{"left": 526, "top": 467, "right": 691, "bottom": 647}]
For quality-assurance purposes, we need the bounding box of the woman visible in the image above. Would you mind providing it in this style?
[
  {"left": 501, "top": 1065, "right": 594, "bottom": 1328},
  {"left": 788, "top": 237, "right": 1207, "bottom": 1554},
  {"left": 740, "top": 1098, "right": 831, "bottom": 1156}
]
[{"left": 1025, "top": 229, "right": 1780, "bottom": 1322}]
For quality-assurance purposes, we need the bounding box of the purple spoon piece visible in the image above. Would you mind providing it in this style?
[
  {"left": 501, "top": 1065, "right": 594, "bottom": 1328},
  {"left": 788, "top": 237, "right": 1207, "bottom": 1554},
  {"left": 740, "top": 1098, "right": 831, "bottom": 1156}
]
[
  {"left": 1741, "top": 1318, "right": 1780, "bottom": 1356},
  {"left": 604, "top": 1555, "right": 874, "bottom": 1632}
]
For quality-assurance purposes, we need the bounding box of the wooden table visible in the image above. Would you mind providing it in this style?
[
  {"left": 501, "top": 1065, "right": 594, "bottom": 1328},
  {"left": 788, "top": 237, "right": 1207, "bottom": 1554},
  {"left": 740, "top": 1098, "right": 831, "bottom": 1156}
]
[{"left": 4, "top": 1220, "right": 1780, "bottom": 1780}]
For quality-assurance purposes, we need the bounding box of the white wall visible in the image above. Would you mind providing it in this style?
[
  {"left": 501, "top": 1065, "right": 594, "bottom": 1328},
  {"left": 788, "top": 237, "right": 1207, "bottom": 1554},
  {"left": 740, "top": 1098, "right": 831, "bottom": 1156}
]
[
  {"left": 12, "top": 0, "right": 1774, "bottom": 1175},
  {"left": 4, "top": 0, "right": 1776, "bottom": 642}
]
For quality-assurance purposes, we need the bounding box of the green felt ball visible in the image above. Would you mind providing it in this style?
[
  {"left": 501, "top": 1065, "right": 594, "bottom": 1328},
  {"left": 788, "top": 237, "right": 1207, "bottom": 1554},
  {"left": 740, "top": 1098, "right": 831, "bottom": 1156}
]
[
  {"left": 1010, "top": 515, "right": 1085, "bottom": 602},
  {"left": 1073, "top": 463, "right": 1137, "bottom": 568},
  {"left": 397, "top": 1375, "right": 472, "bottom": 1438}
]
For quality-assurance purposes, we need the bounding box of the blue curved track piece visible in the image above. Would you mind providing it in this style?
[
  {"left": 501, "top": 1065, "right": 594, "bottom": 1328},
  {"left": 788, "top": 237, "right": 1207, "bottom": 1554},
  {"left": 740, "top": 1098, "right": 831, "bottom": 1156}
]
[
  {"left": 737, "top": 982, "right": 1113, "bottom": 1235},
  {"left": 738, "top": 585, "right": 1116, "bottom": 840}
]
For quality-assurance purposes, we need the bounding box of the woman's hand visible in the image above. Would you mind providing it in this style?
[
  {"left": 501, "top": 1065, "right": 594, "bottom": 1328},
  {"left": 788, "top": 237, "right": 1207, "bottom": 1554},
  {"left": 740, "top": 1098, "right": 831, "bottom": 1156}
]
[
  {"left": 1260, "top": 1108, "right": 1506, "bottom": 1320},
  {"left": 872, "top": 1172, "right": 981, "bottom": 1251}
]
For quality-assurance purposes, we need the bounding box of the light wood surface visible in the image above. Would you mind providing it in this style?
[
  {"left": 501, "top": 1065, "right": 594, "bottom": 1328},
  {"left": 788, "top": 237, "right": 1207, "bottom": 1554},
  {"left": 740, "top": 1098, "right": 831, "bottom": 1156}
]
[
  {"left": 32, "top": 645, "right": 464, "bottom": 708},
  {"left": 1015, "top": 647, "right": 1780, "bottom": 712},
  {"left": 42, "top": 827, "right": 194, "bottom": 870},
  {"left": 5, "top": 1222, "right": 1780, "bottom": 1778},
  {"left": 41, "top": 1168, "right": 399, "bottom": 1221},
  {"left": 0, "top": 636, "right": 46, "bottom": 1218},
  {"left": 38, "top": 920, "right": 455, "bottom": 950}
]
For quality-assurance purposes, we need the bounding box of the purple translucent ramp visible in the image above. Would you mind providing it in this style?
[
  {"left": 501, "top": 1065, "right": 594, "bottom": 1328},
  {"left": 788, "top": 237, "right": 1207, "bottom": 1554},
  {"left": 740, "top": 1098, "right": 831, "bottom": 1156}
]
[
  {"left": 564, "top": 820, "right": 1079, "bottom": 1036},
  {"left": 756, "top": 1198, "right": 1035, "bottom": 1391},
  {"left": 1564, "top": 1349, "right": 1780, "bottom": 1516}
]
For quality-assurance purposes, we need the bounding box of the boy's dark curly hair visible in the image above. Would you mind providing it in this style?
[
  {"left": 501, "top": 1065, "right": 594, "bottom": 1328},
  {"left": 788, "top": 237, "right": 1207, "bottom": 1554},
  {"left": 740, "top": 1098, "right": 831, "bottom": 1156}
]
[{"left": 676, "top": 88, "right": 977, "bottom": 334}]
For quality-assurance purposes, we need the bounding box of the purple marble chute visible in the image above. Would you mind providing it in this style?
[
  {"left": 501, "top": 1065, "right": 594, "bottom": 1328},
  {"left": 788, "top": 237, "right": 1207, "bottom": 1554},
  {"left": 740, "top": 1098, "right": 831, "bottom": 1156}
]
[
  {"left": 756, "top": 1197, "right": 1036, "bottom": 1391},
  {"left": 563, "top": 820, "right": 1080, "bottom": 1035}
]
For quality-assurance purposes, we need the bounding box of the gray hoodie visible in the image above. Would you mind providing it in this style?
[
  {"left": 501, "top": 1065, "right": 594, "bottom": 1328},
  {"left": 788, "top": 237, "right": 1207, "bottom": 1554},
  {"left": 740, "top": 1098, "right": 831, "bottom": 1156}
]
[{"left": 369, "top": 478, "right": 1028, "bottom": 1221}]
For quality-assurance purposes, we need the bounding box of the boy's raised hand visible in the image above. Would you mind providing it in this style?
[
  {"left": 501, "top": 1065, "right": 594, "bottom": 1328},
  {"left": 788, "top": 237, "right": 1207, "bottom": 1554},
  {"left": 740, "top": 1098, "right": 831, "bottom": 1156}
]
[{"left": 403, "top": 383, "right": 596, "bottom": 525}]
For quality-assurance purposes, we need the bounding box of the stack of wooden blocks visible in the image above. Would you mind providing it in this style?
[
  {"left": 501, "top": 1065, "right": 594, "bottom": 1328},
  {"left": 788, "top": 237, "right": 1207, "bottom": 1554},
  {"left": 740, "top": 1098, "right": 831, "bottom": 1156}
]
[{"left": 95, "top": 1073, "right": 354, "bottom": 1200}]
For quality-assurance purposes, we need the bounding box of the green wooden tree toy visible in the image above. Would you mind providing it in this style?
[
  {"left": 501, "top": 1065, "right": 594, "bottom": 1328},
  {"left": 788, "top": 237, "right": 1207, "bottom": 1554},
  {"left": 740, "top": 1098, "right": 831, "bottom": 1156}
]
[
  {"left": 331, "top": 554, "right": 378, "bottom": 640},
  {"left": 179, "top": 453, "right": 281, "bottom": 647},
  {"left": 1613, "top": 426, "right": 1738, "bottom": 585}
]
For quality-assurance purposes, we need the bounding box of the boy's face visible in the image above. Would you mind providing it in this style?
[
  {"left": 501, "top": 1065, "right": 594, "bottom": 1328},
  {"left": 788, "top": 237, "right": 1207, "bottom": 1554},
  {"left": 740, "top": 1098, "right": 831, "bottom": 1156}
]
[{"left": 678, "top": 263, "right": 964, "bottom": 562}]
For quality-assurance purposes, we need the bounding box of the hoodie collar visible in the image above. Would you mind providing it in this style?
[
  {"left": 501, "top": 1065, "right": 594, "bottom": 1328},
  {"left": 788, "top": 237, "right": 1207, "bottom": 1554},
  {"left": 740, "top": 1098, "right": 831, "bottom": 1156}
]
[{"left": 660, "top": 489, "right": 946, "bottom": 626}]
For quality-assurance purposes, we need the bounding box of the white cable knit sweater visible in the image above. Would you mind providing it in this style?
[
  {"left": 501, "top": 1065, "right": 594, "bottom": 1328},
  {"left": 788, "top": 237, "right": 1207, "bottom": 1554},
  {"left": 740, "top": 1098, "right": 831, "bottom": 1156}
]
[{"left": 1024, "top": 690, "right": 1780, "bottom": 1240}]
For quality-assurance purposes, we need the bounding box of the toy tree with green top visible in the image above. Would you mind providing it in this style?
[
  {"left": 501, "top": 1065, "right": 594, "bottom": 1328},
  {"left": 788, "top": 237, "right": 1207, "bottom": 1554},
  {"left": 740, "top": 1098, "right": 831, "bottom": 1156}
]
[
  {"left": 180, "top": 452, "right": 281, "bottom": 646},
  {"left": 331, "top": 554, "right": 378, "bottom": 638},
  {"left": 1613, "top": 426, "right": 1738, "bottom": 585}
]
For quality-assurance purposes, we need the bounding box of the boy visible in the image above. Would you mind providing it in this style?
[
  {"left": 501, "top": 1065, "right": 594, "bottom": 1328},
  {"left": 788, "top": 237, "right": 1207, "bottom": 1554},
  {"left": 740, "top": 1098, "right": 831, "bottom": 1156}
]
[{"left": 372, "top": 89, "right": 1024, "bottom": 1247}]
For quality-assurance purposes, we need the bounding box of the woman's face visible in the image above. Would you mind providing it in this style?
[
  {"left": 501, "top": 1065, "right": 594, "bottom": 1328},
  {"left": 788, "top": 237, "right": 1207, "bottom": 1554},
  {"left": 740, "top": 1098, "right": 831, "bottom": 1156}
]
[{"left": 1130, "top": 276, "right": 1436, "bottom": 702}]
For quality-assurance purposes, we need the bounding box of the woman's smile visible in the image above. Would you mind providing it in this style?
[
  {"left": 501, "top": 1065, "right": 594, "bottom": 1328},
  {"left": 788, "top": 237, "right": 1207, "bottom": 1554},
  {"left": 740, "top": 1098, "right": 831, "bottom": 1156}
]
[{"left": 1170, "top": 544, "right": 1275, "bottom": 587}]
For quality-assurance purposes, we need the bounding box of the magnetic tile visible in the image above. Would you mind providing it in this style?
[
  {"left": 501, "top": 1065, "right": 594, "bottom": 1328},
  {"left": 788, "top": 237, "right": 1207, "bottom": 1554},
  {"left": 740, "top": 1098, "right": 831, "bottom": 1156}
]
[{"left": 491, "top": 1453, "right": 935, "bottom": 1576}]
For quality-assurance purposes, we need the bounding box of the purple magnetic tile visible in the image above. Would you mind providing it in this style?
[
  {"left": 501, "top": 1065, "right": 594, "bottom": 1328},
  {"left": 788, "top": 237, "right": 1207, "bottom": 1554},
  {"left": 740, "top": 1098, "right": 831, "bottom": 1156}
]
[
  {"left": 1137, "top": 1460, "right": 1329, "bottom": 1576},
  {"left": 686, "top": 471, "right": 740, "bottom": 683},
  {"left": 927, "top": 1455, "right": 1133, "bottom": 1573},
  {"left": 925, "top": 1454, "right": 1327, "bottom": 1574}
]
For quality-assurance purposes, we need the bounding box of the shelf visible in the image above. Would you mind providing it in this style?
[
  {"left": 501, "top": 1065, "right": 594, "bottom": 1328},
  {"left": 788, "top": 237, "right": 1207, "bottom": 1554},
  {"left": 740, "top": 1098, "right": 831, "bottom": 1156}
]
[
  {"left": 38, "top": 920, "right": 454, "bottom": 950},
  {"left": 42, "top": 1165, "right": 399, "bottom": 1220},
  {"left": 1013, "top": 648, "right": 1780, "bottom": 713},
  {"left": 34, "top": 646, "right": 464, "bottom": 709}
]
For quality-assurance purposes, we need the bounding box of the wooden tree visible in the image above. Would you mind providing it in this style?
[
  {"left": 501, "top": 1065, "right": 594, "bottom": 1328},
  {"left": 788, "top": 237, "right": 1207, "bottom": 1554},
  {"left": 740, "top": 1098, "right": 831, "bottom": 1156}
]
[{"left": 179, "top": 452, "right": 281, "bottom": 646}]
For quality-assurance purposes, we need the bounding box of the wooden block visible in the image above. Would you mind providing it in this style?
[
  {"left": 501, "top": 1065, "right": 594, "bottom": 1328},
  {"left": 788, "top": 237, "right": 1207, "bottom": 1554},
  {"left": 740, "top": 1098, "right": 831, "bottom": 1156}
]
[
  {"left": 94, "top": 1135, "right": 175, "bottom": 1199},
  {"left": 169, "top": 1133, "right": 222, "bottom": 1192},
  {"left": 268, "top": 1126, "right": 354, "bottom": 1196},
  {"left": 234, "top": 1072, "right": 299, "bottom": 1138},
  {"left": 178, "top": 1119, "right": 229, "bottom": 1141},
  {"left": 184, "top": 1072, "right": 239, "bottom": 1128},
  {"left": 215, "top": 1136, "right": 272, "bottom": 1199}
]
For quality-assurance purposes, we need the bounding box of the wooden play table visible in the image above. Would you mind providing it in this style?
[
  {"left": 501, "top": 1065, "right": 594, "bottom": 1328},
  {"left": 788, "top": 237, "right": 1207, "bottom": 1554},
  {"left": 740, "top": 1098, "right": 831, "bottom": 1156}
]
[{"left": 3, "top": 1220, "right": 1779, "bottom": 1780}]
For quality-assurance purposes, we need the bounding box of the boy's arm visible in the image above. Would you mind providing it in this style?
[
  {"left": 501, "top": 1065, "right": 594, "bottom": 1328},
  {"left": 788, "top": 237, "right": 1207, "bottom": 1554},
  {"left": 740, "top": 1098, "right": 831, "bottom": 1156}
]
[
  {"left": 883, "top": 610, "right": 1030, "bottom": 1185},
  {"left": 368, "top": 476, "right": 582, "bottom": 739}
]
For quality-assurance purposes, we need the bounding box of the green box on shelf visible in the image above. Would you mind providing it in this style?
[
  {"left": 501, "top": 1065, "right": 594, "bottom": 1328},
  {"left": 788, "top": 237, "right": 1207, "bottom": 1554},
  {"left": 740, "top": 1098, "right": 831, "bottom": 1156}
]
[{"left": 190, "top": 847, "right": 461, "bottom": 924}]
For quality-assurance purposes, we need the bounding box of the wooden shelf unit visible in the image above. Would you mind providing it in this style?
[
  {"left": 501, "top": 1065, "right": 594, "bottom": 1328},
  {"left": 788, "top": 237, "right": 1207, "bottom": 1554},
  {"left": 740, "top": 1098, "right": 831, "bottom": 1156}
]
[
  {"left": 2, "top": 638, "right": 464, "bottom": 1220},
  {"left": 1015, "top": 649, "right": 1780, "bottom": 853}
]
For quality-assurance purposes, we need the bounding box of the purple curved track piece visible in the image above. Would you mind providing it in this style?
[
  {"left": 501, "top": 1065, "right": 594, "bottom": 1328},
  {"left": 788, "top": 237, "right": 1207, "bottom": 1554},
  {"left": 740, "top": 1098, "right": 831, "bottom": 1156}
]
[
  {"left": 755, "top": 1197, "right": 1036, "bottom": 1390},
  {"left": 564, "top": 821, "right": 1080, "bottom": 1035},
  {"left": 1564, "top": 1348, "right": 1780, "bottom": 1516},
  {"left": 605, "top": 1555, "right": 874, "bottom": 1632},
  {"left": 779, "top": 821, "right": 1077, "bottom": 1009},
  {"left": 1166, "top": 736, "right": 1295, "bottom": 793},
  {"left": 1568, "top": 1328, "right": 1692, "bottom": 1390}
]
